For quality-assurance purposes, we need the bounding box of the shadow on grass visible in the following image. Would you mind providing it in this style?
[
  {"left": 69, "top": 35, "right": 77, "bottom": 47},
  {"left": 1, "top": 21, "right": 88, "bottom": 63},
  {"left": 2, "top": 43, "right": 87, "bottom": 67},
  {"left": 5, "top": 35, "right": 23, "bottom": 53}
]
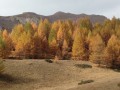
[
  {"left": 0, "top": 74, "right": 36, "bottom": 84},
  {"left": 75, "top": 64, "right": 92, "bottom": 69}
]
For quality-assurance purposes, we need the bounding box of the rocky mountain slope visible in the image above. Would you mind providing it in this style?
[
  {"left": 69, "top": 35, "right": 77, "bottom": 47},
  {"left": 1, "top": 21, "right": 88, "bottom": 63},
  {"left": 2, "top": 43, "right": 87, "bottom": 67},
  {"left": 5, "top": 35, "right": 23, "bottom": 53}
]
[{"left": 0, "top": 11, "right": 107, "bottom": 32}]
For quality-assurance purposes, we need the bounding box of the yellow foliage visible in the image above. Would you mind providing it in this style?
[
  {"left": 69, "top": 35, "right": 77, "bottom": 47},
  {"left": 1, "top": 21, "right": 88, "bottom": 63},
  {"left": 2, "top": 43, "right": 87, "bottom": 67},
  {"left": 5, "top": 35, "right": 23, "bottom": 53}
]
[
  {"left": 89, "top": 34, "right": 105, "bottom": 64},
  {"left": 72, "top": 29, "right": 86, "bottom": 60}
]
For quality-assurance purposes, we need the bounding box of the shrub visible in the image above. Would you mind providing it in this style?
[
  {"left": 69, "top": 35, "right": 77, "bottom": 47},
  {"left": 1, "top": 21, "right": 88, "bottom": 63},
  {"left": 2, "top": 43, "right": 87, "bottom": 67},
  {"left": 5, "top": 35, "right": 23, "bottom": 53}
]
[
  {"left": 78, "top": 80, "right": 94, "bottom": 85},
  {"left": 45, "top": 59, "right": 53, "bottom": 63},
  {"left": 118, "top": 83, "right": 120, "bottom": 87},
  {"left": 75, "top": 64, "right": 92, "bottom": 69}
]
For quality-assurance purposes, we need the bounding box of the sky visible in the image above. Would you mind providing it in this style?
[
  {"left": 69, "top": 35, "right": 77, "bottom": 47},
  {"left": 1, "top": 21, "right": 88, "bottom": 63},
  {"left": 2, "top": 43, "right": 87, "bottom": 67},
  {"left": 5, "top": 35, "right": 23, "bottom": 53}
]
[{"left": 0, "top": 0, "right": 120, "bottom": 18}]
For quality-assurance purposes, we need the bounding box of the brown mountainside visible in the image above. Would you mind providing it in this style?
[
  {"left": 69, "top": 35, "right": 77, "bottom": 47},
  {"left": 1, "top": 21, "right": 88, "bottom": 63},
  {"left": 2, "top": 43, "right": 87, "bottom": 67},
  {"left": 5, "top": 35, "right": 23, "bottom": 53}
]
[{"left": 0, "top": 11, "right": 107, "bottom": 31}]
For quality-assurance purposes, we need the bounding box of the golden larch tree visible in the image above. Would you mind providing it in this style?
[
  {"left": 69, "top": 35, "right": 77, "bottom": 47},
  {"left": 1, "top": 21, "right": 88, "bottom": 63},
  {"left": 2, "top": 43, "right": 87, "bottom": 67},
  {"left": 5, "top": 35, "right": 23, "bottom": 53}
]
[
  {"left": 89, "top": 34, "right": 105, "bottom": 66},
  {"left": 105, "top": 34, "right": 120, "bottom": 68},
  {"left": 72, "top": 28, "right": 87, "bottom": 60}
]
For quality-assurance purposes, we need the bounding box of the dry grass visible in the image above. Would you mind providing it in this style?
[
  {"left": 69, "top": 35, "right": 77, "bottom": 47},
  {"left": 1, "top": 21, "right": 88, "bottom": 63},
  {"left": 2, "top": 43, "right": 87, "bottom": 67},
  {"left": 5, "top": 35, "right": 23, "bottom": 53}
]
[{"left": 0, "top": 60, "right": 120, "bottom": 90}]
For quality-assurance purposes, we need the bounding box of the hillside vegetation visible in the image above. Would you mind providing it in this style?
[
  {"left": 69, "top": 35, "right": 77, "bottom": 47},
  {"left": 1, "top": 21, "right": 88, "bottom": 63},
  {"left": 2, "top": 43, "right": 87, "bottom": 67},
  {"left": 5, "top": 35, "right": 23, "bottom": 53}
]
[{"left": 0, "top": 17, "right": 119, "bottom": 68}]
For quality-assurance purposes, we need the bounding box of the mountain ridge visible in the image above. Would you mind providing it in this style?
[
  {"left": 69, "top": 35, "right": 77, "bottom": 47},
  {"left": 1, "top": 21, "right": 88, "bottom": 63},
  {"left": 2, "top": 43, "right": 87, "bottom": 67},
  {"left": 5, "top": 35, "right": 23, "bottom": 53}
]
[{"left": 0, "top": 12, "right": 107, "bottom": 32}]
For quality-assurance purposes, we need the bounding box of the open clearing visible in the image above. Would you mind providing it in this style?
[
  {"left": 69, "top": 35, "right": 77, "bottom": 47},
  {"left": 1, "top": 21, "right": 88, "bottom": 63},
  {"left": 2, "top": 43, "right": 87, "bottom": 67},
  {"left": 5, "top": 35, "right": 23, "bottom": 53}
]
[{"left": 0, "top": 60, "right": 120, "bottom": 90}]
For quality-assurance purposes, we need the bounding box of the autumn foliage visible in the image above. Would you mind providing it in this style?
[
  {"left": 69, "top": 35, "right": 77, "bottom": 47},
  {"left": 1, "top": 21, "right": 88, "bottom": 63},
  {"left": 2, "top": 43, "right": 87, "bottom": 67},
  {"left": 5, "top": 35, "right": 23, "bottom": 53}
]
[{"left": 0, "top": 17, "right": 120, "bottom": 68}]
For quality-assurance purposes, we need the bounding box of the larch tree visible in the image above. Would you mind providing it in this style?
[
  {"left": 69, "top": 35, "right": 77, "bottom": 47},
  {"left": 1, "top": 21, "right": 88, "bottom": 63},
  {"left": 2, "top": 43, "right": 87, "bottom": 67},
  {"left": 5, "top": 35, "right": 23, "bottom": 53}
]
[
  {"left": 38, "top": 19, "right": 50, "bottom": 57},
  {"left": 64, "top": 20, "right": 74, "bottom": 52},
  {"left": 62, "top": 39, "right": 69, "bottom": 59},
  {"left": 0, "top": 31, "right": 12, "bottom": 58},
  {"left": 72, "top": 28, "right": 87, "bottom": 60},
  {"left": 15, "top": 31, "right": 27, "bottom": 58},
  {"left": 105, "top": 35, "right": 120, "bottom": 68},
  {"left": 11, "top": 24, "right": 24, "bottom": 45},
  {"left": 0, "top": 35, "right": 6, "bottom": 58},
  {"left": 89, "top": 34, "right": 105, "bottom": 66},
  {"left": 32, "top": 32, "right": 41, "bottom": 58},
  {"left": 77, "top": 18, "right": 93, "bottom": 31},
  {"left": 115, "top": 25, "right": 120, "bottom": 39},
  {"left": 2, "top": 30, "right": 13, "bottom": 58},
  {"left": 38, "top": 19, "right": 51, "bottom": 40},
  {"left": 57, "top": 26, "right": 64, "bottom": 44},
  {"left": 24, "top": 22, "right": 34, "bottom": 34},
  {"left": 51, "top": 21, "right": 60, "bottom": 34},
  {"left": 48, "top": 28, "right": 58, "bottom": 57},
  {"left": 93, "top": 23, "right": 102, "bottom": 35},
  {"left": 100, "top": 25, "right": 114, "bottom": 45},
  {"left": 31, "top": 22, "right": 38, "bottom": 31},
  {"left": 43, "top": 19, "right": 51, "bottom": 40},
  {"left": 15, "top": 23, "right": 34, "bottom": 58},
  {"left": 56, "top": 25, "right": 64, "bottom": 59},
  {"left": 24, "top": 31, "right": 33, "bottom": 58}
]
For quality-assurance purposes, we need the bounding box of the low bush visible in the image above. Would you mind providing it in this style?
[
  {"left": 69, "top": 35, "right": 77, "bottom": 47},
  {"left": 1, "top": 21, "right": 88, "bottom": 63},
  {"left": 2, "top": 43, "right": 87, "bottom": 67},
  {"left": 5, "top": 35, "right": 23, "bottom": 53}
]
[
  {"left": 118, "top": 83, "right": 120, "bottom": 87},
  {"left": 78, "top": 80, "right": 94, "bottom": 85},
  {"left": 45, "top": 59, "right": 53, "bottom": 63},
  {"left": 75, "top": 64, "right": 92, "bottom": 69}
]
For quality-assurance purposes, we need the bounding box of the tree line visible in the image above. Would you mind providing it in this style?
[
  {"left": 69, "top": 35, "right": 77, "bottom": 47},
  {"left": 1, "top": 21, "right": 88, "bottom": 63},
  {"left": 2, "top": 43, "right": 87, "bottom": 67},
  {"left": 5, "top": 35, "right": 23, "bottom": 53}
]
[{"left": 0, "top": 17, "right": 120, "bottom": 68}]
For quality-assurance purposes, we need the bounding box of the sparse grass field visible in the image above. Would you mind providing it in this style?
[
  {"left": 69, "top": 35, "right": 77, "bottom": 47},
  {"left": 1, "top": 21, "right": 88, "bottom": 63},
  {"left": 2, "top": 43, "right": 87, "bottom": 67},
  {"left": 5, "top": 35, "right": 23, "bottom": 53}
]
[{"left": 0, "top": 60, "right": 120, "bottom": 90}]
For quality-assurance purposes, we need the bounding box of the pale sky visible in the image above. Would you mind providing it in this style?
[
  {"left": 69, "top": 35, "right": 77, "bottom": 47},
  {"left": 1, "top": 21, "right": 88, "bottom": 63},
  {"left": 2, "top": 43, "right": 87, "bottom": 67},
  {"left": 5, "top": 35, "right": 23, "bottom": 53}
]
[{"left": 0, "top": 0, "right": 120, "bottom": 18}]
